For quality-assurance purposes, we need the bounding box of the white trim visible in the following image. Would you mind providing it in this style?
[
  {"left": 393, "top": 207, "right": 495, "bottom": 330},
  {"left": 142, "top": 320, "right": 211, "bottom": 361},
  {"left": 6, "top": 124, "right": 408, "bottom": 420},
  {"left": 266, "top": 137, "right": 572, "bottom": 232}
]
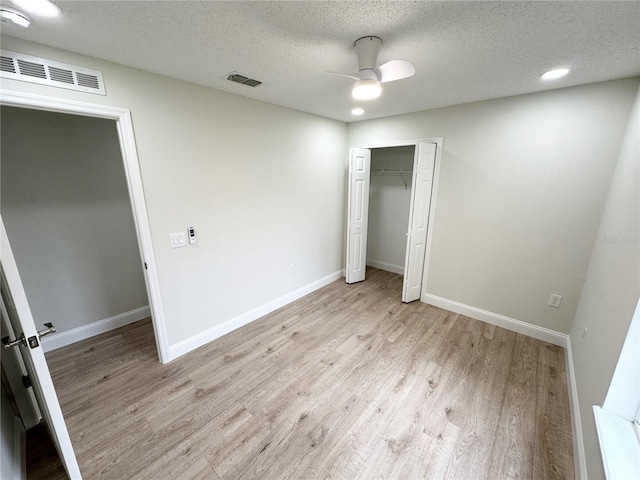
[
  {"left": 41, "top": 306, "right": 151, "bottom": 352},
  {"left": 421, "top": 293, "right": 568, "bottom": 346},
  {"left": 366, "top": 259, "right": 404, "bottom": 275},
  {"left": 0, "top": 89, "right": 170, "bottom": 364},
  {"left": 350, "top": 138, "right": 438, "bottom": 149},
  {"left": 168, "top": 270, "right": 342, "bottom": 361},
  {"left": 566, "top": 338, "right": 588, "bottom": 479},
  {"left": 594, "top": 406, "right": 640, "bottom": 480}
]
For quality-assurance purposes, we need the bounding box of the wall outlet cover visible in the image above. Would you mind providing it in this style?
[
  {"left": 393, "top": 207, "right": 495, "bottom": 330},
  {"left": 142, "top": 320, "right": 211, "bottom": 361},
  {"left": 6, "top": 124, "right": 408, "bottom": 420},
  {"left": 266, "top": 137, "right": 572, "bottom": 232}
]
[{"left": 548, "top": 294, "right": 562, "bottom": 308}]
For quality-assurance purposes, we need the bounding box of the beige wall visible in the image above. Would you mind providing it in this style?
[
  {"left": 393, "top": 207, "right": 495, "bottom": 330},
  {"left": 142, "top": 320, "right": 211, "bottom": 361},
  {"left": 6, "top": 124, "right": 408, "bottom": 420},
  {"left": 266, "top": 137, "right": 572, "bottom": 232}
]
[
  {"left": 0, "top": 35, "right": 348, "bottom": 347},
  {"left": 349, "top": 79, "right": 639, "bottom": 333},
  {"left": 1, "top": 107, "right": 148, "bottom": 333},
  {"left": 569, "top": 85, "right": 640, "bottom": 479}
]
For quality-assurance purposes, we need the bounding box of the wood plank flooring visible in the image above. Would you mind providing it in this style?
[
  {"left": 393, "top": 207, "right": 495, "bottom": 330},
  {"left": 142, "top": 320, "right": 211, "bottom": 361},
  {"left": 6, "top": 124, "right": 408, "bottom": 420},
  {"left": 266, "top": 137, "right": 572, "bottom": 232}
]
[
  {"left": 27, "top": 422, "right": 67, "bottom": 480},
  {"left": 45, "top": 268, "right": 574, "bottom": 479}
]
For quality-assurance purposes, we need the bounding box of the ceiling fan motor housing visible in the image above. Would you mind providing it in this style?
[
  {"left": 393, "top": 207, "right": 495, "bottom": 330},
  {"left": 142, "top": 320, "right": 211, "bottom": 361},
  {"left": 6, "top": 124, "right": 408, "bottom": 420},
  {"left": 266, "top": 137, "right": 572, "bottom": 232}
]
[{"left": 355, "top": 36, "right": 382, "bottom": 72}]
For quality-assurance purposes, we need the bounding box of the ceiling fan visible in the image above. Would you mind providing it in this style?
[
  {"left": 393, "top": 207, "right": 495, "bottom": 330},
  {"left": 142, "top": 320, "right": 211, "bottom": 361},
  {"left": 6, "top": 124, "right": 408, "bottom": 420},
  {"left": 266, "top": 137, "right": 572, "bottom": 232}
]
[{"left": 330, "top": 36, "right": 415, "bottom": 100}]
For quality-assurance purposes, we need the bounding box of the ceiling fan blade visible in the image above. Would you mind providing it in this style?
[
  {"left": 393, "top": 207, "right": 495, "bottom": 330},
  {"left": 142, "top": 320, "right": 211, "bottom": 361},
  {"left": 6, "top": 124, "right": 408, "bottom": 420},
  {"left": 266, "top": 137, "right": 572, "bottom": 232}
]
[
  {"left": 376, "top": 60, "right": 415, "bottom": 83},
  {"left": 327, "top": 71, "right": 361, "bottom": 81}
]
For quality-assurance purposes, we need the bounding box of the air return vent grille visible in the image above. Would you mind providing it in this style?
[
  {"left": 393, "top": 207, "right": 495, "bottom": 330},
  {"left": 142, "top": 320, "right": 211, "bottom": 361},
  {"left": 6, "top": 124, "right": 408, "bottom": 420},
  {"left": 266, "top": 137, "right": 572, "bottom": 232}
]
[
  {"left": 0, "top": 50, "right": 106, "bottom": 95},
  {"left": 227, "top": 73, "right": 262, "bottom": 88}
]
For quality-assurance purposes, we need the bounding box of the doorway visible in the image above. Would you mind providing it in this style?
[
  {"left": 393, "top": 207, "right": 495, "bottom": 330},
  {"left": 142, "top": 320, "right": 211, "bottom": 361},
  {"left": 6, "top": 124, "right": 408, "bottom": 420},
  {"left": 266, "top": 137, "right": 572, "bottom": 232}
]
[
  {"left": 1, "top": 106, "right": 151, "bottom": 355},
  {"left": 345, "top": 139, "right": 442, "bottom": 303},
  {"left": 0, "top": 91, "right": 168, "bottom": 362},
  {"left": 0, "top": 89, "right": 169, "bottom": 479}
]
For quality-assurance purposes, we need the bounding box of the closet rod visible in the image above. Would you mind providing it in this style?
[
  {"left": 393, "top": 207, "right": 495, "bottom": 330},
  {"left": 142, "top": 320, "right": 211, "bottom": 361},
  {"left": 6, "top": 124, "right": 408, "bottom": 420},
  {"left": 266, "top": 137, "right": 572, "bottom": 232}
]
[
  {"left": 370, "top": 168, "right": 411, "bottom": 189},
  {"left": 370, "top": 168, "right": 413, "bottom": 173}
]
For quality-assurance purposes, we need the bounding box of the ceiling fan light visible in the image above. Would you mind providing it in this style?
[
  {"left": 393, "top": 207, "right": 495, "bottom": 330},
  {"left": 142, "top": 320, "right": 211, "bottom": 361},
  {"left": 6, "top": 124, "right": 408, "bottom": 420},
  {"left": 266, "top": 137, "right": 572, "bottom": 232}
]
[
  {"left": 352, "top": 79, "right": 382, "bottom": 100},
  {"left": 0, "top": 8, "right": 30, "bottom": 27},
  {"left": 12, "top": 0, "right": 61, "bottom": 18}
]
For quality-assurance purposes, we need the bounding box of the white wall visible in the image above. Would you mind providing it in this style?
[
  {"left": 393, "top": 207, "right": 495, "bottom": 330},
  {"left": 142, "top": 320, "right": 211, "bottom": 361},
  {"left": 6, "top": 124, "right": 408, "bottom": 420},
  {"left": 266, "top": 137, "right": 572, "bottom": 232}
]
[
  {"left": 569, "top": 85, "right": 640, "bottom": 479},
  {"left": 0, "top": 36, "right": 347, "bottom": 348},
  {"left": 367, "top": 146, "right": 414, "bottom": 274},
  {"left": 1, "top": 107, "right": 148, "bottom": 334},
  {"left": 349, "top": 79, "right": 639, "bottom": 333}
]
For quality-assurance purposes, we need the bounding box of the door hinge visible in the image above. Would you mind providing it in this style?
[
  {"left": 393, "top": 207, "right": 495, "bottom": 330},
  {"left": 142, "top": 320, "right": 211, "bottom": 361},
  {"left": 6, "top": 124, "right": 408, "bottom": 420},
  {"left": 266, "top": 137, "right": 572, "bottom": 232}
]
[
  {"left": 144, "top": 262, "right": 148, "bottom": 270},
  {"left": 22, "top": 375, "right": 32, "bottom": 388}
]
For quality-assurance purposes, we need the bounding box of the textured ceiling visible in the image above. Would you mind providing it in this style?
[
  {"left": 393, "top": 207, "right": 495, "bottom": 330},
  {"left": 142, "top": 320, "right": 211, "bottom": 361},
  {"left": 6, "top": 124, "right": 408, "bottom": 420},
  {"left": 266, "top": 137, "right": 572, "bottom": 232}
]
[{"left": 2, "top": 1, "right": 639, "bottom": 122}]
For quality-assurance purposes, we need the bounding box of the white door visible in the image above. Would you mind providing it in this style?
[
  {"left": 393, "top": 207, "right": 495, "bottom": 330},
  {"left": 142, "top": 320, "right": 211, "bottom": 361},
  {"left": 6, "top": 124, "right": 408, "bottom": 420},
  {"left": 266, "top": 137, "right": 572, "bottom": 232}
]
[
  {"left": 402, "top": 142, "right": 437, "bottom": 302},
  {"left": 346, "top": 148, "right": 371, "bottom": 284},
  {"left": 1, "top": 290, "right": 41, "bottom": 430},
  {"left": 1, "top": 219, "right": 82, "bottom": 479}
]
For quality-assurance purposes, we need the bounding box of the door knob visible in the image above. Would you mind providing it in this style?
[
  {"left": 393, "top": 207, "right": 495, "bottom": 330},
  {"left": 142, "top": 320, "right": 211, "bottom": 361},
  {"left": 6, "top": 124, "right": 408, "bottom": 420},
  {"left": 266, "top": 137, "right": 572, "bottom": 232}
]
[
  {"left": 2, "top": 323, "right": 56, "bottom": 350},
  {"left": 2, "top": 333, "right": 26, "bottom": 349},
  {"left": 37, "top": 323, "right": 56, "bottom": 338}
]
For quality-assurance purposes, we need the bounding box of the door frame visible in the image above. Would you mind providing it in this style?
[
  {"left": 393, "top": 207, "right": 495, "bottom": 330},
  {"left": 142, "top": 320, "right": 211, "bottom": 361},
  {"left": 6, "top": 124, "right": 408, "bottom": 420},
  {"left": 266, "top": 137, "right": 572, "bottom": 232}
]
[
  {"left": 0, "top": 89, "right": 170, "bottom": 364},
  {"left": 347, "top": 137, "right": 443, "bottom": 297}
]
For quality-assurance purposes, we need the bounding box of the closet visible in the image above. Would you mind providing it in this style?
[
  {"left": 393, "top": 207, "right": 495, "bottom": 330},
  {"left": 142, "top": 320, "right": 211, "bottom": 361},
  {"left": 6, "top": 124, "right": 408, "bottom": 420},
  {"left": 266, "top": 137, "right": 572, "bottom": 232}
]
[
  {"left": 367, "top": 146, "right": 415, "bottom": 275},
  {"left": 346, "top": 141, "right": 438, "bottom": 303}
]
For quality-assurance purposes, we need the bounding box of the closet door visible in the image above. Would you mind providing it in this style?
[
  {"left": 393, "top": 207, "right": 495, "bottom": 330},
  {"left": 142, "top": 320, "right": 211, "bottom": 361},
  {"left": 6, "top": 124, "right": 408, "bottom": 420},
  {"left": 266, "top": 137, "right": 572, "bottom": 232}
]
[
  {"left": 346, "top": 148, "right": 371, "bottom": 284},
  {"left": 402, "top": 142, "right": 437, "bottom": 302}
]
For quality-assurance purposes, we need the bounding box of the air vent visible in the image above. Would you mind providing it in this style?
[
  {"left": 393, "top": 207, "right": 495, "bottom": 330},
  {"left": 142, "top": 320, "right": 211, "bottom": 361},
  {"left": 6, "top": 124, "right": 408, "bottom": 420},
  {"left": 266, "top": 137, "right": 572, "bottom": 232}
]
[
  {"left": 16, "top": 59, "right": 46, "bottom": 79},
  {"left": 48, "top": 66, "right": 73, "bottom": 84},
  {"left": 0, "top": 50, "right": 106, "bottom": 95},
  {"left": 227, "top": 73, "right": 262, "bottom": 88},
  {"left": 0, "top": 56, "right": 16, "bottom": 74}
]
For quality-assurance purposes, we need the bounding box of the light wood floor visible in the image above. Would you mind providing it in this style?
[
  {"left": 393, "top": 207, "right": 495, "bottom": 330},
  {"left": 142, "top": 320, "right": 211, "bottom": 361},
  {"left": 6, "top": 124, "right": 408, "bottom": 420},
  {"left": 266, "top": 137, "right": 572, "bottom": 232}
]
[{"left": 46, "top": 268, "right": 574, "bottom": 479}]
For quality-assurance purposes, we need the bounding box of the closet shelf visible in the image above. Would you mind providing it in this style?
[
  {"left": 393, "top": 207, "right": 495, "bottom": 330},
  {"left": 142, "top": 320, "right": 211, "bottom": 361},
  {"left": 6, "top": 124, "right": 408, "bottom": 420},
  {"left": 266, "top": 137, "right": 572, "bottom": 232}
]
[{"left": 370, "top": 168, "right": 413, "bottom": 189}]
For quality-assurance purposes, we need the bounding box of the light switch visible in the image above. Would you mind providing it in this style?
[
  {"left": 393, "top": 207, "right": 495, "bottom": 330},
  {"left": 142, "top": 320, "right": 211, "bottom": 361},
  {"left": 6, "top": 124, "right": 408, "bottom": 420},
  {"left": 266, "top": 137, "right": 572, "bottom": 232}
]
[{"left": 170, "top": 232, "right": 186, "bottom": 248}]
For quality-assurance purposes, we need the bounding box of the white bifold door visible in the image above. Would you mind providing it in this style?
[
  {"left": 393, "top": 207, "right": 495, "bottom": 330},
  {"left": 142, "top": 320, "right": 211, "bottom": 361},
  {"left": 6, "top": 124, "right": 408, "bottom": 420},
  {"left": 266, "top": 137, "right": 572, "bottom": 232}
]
[
  {"left": 1, "top": 218, "right": 82, "bottom": 479},
  {"left": 402, "top": 142, "right": 437, "bottom": 302},
  {"left": 346, "top": 148, "right": 371, "bottom": 284},
  {"left": 345, "top": 142, "right": 437, "bottom": 303}
]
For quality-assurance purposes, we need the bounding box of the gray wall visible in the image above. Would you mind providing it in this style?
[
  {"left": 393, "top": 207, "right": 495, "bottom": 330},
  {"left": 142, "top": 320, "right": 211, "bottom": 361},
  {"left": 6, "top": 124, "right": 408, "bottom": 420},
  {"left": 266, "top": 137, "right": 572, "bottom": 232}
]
[
  {"left": 1, "top": 107, "right": 148, "bottom": 334},
  {"left": 367, "top": 146, "right": 414, "bottom": 273},
  {"left": 349, "top": 78, "right": 639, "bottom": 334},
  {"left": 569, "top": 85, "right": 640, "bottom": 479},
  {"left": 0, "top": 35, "right": 347, "bottom": 347}
]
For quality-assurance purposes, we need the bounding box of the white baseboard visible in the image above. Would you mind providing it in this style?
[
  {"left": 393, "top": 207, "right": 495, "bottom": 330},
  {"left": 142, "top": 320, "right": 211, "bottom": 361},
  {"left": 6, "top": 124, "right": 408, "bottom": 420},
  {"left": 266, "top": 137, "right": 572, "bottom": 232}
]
[
  {"left": 168, "top": 270, "right": 344, "bottom": 361},
  {"left": 41, "top": 306, "right": 151, "bottom": 352},
  {"left": 565, "top": 338, "right": 588, "bottom": 480},
  {"left": 366, "top": 259, "right": 404, "bottom": 275},
  {"left": 421, "top": 293, "right": 568, "bottom": 347}
]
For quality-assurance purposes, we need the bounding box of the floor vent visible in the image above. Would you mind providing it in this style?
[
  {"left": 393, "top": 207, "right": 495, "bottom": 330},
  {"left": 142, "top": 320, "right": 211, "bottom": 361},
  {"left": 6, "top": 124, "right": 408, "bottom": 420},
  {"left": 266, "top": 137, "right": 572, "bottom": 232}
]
[
  {"left": 227, "top": 73, "right": 262, "bottom": 88},
  {"left": 0, "top": 50, "right": 106, "bottom": 95}
]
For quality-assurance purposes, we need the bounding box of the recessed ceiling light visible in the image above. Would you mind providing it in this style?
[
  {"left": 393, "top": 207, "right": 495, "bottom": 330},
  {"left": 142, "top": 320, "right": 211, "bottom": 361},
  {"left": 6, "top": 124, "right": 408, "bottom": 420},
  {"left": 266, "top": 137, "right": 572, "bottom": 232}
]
[
  {"left": 540, "top": 68, "right": 570, "bottom": 81},
  {"left": 0, "top": 8, "right": 30, "bottom": 27},
  {"left": 351, "top": 108, "right": 365, "bottom": 116},
  {"left": 12, "top": 0, "right": 61, "bottom": 18}
]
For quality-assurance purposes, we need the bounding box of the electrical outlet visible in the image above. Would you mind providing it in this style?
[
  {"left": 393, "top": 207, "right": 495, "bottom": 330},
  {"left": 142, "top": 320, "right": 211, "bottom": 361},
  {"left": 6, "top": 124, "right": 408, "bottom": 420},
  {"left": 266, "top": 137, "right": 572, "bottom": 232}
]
[
  {"left": 289, "top": 263, "right": 295, "bottom": 275},
  {"left": 548, "top": 294, "right": 562, "bottom": 308}
]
